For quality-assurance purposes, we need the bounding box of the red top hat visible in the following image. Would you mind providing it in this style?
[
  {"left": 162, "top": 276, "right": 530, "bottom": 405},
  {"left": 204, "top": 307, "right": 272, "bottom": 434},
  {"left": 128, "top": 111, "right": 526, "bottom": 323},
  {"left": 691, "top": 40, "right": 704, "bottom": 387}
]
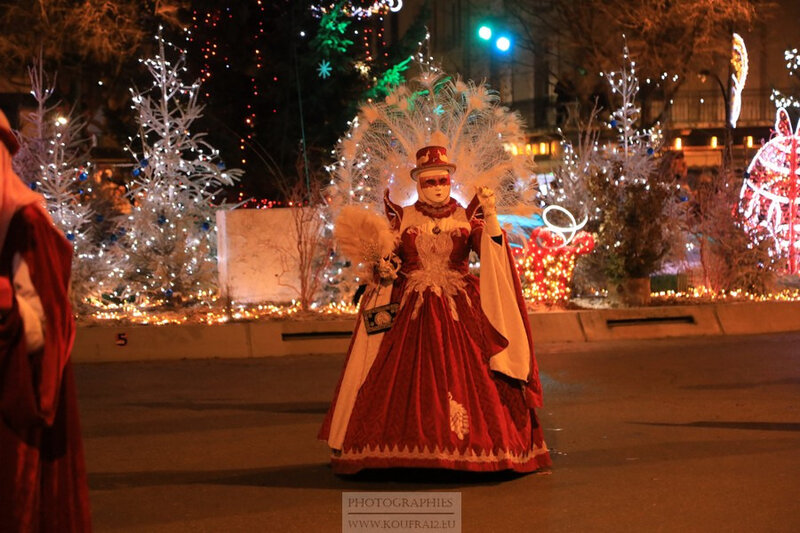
[
  {"left": 410, "top": 145, "right": 456, "bottom": 181},
  {"left": 0, "top": 111, "right": 20, "bottom": 156}
]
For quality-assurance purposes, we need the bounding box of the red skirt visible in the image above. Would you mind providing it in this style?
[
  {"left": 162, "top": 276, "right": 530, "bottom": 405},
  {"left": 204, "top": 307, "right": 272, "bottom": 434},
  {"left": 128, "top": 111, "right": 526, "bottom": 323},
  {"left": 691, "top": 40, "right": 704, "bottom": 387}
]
[{"left": 321, "top": 278, "right": 551, "bottom": 474}]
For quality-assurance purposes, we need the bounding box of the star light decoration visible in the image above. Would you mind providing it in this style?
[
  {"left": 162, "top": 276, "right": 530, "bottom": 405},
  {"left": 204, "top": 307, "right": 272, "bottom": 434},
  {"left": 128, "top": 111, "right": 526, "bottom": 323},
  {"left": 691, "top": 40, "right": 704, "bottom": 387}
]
[
  {"left": 311, "top": 0, "right": 394, "bottom": 76},
  {"left": 739, "top": 107, "right": 800, "bottom": 273}
]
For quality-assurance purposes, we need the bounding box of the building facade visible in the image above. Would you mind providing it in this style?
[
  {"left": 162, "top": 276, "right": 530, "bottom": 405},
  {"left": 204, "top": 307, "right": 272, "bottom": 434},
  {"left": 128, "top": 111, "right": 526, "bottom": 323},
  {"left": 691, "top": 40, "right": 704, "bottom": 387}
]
[{"left": 388, "top": 0, "right": 800, "bottom": 173}]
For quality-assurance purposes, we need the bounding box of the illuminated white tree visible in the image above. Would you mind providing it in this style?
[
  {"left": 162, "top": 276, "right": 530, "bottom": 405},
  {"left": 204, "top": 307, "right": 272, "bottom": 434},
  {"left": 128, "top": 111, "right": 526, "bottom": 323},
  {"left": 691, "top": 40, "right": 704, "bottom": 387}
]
[
  {"left": 120, "top": 30, "right": 242, "bottom": 304},
  {"left": 554, "top": 43, "right": 679, "bottom": 301},
  {"left": 13, "top": 59, "right": 120, "bottom": 304}
]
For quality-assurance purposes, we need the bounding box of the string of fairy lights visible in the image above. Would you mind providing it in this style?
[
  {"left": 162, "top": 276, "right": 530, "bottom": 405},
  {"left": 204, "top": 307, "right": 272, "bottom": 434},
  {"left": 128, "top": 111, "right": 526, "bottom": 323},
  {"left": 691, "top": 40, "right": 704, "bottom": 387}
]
[
  {"left": 84, "top": 288, "right": 800, "bottom": 325},
  {"left": 182, "top": 1, "right": 398, "bottom": 172},
  {"left": 310, "top": 1, "right": 403, "bottom": 20},
  {"left": 185, "top": 3, "right": 264, "bottom": 166},
  {"left": 771, "top": 48, "right": 800, "bottom": 109}
]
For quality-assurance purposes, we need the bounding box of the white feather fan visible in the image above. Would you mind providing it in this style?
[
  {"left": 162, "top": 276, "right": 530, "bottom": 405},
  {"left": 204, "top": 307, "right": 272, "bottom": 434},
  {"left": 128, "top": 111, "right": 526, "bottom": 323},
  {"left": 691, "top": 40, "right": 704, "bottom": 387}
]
[{"left": 334, "top": 206, "right": 397, "bottom": 279}]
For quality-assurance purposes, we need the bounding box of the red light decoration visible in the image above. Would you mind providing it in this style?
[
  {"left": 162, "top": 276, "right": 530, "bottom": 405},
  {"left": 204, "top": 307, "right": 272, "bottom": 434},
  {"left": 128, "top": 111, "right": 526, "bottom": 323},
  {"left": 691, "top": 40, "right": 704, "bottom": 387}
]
[
  {"left": 739, "top": 107, "right": 800, "bottom": 273},
  {"left": 517, "top": 228, "right": 595, "bottom": 306}
]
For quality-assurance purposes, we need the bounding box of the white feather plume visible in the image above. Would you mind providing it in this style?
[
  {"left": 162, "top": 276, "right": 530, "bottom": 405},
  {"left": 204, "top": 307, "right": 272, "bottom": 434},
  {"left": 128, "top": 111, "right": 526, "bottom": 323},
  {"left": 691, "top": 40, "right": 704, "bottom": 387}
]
[
  {"left": 334, "top": 206, "right": 397, "bottom": 278},
  {"left": 328, "top": 68, "right": 536, "bottom": 215}
]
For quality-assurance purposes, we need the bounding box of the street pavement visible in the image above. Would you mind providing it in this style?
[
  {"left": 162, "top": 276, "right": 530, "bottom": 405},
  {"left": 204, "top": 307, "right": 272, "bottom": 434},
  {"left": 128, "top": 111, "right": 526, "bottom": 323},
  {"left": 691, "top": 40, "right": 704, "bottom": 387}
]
[{"left": 76, "top": 332, "right": 800, "bottom": 532}]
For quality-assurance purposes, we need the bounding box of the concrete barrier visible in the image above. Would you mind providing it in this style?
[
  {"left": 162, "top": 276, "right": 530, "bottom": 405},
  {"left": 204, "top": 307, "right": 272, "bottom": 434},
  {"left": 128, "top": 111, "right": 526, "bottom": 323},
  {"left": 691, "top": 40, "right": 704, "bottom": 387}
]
[
  {"left": 579, "top": 304, "right": 722, "bottom": 341},
  {"left": 529, "top": 311, "right": 586, "bottom": 343},
  {"left": 71, "top": 301, "right": 800, "bottom": 362},
  {"left": 251, "top": 319, "right": 354, "bottom": 357},
  {"left": 714, "top": 301, "right": 800, "bottom": 335},
  {"left": 74, "top": 323, "right": 251, "bottom": 362}
]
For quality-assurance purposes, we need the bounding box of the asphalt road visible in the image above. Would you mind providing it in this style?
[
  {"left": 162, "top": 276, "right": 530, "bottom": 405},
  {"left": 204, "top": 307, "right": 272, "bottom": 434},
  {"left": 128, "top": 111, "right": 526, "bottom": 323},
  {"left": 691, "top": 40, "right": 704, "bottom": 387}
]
[{"left": 75, "top": 332, "right": 800, "bottom": 532}]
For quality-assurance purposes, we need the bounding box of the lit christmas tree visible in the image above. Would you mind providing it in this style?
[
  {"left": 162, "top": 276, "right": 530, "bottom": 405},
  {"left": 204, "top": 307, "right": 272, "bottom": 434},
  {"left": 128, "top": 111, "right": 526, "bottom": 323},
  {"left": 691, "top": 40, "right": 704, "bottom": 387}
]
[
  {"left": 594, "top": 44, "right": 679, "bottom": 299},
  {"left": 552, "top": 42, "right": 679, "bottom": 303},
  {"left": 120, "top": 30, "right": 242, "bottom": 305},
  {"left": 13, "top": 59, "right": 120, "bottom": 304}
]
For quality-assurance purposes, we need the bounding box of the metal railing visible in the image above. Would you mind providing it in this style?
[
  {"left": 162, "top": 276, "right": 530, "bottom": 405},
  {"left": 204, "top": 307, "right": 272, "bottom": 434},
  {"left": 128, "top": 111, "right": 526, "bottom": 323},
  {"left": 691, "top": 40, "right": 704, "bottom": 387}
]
[
  {"left": 667, "top": 89, "right": 777, "bottom": 128},
  {"left": 511, "top": 88, "right": 783, "bottom": 133}
]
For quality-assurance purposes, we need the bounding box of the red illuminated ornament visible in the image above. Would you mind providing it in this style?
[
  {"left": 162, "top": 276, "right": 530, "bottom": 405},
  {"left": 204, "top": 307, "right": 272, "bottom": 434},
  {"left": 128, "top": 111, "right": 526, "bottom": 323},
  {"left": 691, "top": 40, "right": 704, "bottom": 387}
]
[
  {"left": 739, "top": 107, "right": 800, "bottom": 273},
  {"left": 518, "top": 227, "right": 595, "bottom": 306}
]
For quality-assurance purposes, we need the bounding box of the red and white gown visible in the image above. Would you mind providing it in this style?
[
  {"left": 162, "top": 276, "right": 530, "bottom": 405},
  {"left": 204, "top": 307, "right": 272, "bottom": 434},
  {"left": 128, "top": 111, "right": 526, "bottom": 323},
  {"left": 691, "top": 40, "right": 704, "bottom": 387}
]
[{"left": 319, "top": 196, "right": 551, "bottom": 474}]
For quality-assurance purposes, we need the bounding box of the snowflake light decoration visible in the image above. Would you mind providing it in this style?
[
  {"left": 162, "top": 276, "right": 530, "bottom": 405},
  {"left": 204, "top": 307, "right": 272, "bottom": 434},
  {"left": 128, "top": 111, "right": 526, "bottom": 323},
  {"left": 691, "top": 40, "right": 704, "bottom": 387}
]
[{"left": 317, "top": 59, "right": 332, "bottom": 79}]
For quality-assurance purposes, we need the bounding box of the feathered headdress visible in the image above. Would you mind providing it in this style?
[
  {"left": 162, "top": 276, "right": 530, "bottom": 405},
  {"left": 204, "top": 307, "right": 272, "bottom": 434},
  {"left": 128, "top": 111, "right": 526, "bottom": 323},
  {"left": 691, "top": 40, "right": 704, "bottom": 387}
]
[{"left": 328, "top": 69, "right": 536, "bottom": 213}]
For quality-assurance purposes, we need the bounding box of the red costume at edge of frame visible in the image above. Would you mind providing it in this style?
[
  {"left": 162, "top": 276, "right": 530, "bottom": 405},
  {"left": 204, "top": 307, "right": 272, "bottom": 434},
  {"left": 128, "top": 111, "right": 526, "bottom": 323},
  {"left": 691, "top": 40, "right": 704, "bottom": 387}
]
[{"left": 0, "top": 110, "right": 92, "bottom": 532}]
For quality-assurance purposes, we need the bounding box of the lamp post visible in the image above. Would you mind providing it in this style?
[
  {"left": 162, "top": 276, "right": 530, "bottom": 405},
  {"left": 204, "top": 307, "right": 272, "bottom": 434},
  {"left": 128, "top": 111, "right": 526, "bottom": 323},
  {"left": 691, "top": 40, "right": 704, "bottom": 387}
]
[{"left": 699, "top": 68, "right": 734, "bottom": 172}]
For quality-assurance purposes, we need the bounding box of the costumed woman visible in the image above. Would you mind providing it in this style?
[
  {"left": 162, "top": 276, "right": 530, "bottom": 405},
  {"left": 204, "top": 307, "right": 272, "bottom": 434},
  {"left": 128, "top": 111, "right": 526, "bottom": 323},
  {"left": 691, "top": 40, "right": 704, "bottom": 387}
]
[
  {"left": 319, "top": 128, "right": 551, "bottom": 474},
  {"left": 0, "top": 110, "right": 92, "bottom": 531}
]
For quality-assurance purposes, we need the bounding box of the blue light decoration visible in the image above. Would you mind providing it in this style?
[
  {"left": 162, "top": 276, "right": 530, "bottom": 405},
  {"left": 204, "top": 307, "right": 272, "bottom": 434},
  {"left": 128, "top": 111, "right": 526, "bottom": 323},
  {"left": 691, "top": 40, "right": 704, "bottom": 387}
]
[
  {"left": 79, "top": 171, "right": 89, "bottom": 181},
  {"left": 164, "top": 288, "right": 174, "bottom": 297},
  {"left": 317, "top": 59, "right": 332, "bottom": 79},
  {"left": 66, "top": 232, "right": 75, "bottom": 241},
  {"left": 132, "top": 167, "right": 141, "bottom": 177},
  {"left": 201, "top": 221, "right": 211, "bottom": 231},
  {"left": 140, "top": 158, "right": 149, "bottom": 167},
  {"left": 157, "top": 215, "right": 167, "bottom": 225}
]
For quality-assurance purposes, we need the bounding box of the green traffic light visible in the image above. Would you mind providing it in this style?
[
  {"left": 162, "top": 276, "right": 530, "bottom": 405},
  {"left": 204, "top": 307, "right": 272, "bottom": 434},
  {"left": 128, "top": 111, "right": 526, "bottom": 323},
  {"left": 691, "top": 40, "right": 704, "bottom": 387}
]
[
  {"left": 496, "top": 36, "right": 511, "bottom": 52},
  {"left": 478, "top": 25, "right": 492, "bottom": 40}
]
